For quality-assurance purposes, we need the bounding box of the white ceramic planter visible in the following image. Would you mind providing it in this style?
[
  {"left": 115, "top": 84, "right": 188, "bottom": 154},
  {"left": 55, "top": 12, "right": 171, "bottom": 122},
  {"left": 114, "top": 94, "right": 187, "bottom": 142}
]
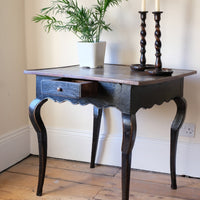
[{"left": 77, "top": 41, "right": 106, "bottom": 68}]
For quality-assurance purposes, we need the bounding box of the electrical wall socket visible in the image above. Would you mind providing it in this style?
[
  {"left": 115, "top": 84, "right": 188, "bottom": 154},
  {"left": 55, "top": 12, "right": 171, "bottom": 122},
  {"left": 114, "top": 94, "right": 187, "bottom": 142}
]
[{"left": 179, "top": 123, "right": 195, "bottom": 137}]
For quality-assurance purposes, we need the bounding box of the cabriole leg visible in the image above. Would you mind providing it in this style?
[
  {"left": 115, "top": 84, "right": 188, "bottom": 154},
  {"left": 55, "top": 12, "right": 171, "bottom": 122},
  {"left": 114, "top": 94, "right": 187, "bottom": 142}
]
[
  {"left": 90, "top": 106, "right": 103, "bottom": 168},
  {"left": 29, "top": 98, "right": 48, "bottom": 196},
  {"left": 121, "top": 114, "right": 137, "bottom": 200},
  {"left": 170, "top": 97, "right": 187, "bottom": 189}
]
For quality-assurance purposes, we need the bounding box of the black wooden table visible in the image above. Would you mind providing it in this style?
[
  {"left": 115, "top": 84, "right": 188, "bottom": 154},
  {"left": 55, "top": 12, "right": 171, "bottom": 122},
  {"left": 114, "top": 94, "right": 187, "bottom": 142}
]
[{"left": 25, "top": 64, "right": 196, "bottom": 200}]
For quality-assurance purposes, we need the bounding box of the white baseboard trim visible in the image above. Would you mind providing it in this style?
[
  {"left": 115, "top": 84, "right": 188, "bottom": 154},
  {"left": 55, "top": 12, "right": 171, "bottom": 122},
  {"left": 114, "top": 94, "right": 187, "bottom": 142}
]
[
  {"left": 30, "top": 127, "right": 200, "bottom": 178},
  {"left": 0, "top": 127, "right": 30, "bottom": 172}
]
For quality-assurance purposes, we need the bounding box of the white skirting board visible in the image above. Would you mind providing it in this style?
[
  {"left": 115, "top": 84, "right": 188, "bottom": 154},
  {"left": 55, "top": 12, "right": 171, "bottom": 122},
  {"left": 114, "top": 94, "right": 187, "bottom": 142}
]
[
  {"left": 0, "top": 127, "right": 30, "bottom": 172},
  {"left": 30, "top": 127, "right": 200, "bottom": 178}
]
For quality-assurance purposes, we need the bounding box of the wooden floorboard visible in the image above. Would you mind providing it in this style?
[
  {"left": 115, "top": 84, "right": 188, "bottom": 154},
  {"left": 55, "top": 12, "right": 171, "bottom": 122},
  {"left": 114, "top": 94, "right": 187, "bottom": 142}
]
[{"left": 0, "top": 156, "right": 199, "bottom": 200}]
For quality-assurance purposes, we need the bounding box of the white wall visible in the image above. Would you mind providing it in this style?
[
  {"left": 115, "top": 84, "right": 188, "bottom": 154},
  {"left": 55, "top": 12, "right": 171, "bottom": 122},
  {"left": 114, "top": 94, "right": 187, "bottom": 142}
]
[
  {"left": 0, "top": 0, "right": 30, "bottom": 171},
  {"left": 0, "top": 0, "right": 28, "bottom": 135},
  {"left": 25, "top": 0, "right": 200, "bottom": 176}
]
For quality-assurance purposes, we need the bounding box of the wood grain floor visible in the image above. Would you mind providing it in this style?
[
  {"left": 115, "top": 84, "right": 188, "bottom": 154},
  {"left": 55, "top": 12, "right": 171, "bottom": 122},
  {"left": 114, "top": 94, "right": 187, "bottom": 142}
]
[{"left": 0, "top": 156, "right": 200, "bottom": 200}]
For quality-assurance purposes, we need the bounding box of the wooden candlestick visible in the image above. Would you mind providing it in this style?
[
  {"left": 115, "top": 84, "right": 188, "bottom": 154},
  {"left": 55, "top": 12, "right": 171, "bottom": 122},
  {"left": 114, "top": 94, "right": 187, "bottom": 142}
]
[
  {"left": 146, "top": 11, "right": 173, "bottom": 76},
  {"left": 154, "top": 11, "right": 162, "bottom": 70},
  {"left": 140, "top": 11, "right": 147, "bottom": 68},
  {"left": 131, "top": 11, "right": 154, "bottom": 71}
]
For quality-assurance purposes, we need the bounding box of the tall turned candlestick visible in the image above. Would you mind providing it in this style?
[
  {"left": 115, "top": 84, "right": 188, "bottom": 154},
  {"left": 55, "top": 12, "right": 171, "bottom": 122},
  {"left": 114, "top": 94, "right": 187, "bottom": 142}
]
[
  {"left": 147, "top": 11, "right": 173, "bottom": 76},
  {"left": 154, "top": 11, "right": 162, "bottom": 70},
  {"left": 131, "top": 11, "right": 154, "bottom": 71}
]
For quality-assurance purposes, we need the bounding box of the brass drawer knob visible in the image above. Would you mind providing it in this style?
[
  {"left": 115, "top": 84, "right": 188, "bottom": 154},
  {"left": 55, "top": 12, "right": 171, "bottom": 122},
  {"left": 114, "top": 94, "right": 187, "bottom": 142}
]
[{"left": 57, "top": 87, "right": 63, "bottom": 92}]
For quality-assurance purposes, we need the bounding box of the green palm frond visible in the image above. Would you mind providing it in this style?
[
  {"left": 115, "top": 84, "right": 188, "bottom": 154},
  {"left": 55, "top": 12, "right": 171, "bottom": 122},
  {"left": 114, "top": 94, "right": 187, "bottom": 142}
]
[
  {"left": 33, "top": 0, "right": 127, "bottom": 42},
  {"left": 104, "top": 0, "right": 123, "bottom": 11}
]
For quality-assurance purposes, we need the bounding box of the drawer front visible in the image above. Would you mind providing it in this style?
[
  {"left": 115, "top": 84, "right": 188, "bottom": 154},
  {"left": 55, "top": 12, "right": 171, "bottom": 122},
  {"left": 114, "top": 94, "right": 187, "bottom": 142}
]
[{"left": 41, "top": 79, "right": 98, "bottom": 99}]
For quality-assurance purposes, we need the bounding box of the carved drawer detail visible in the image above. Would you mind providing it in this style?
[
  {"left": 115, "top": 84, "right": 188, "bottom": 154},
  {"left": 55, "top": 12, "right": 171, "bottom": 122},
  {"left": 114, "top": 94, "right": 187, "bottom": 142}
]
[{"left": 41, "top": 78, "right": 98, "bottom": 99}]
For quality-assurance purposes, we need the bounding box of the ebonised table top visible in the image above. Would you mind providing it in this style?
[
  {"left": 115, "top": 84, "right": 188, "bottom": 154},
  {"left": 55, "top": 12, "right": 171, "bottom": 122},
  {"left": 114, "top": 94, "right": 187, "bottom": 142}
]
[{"left": 24, "top": 64, "right": 196, "bottom": 86}]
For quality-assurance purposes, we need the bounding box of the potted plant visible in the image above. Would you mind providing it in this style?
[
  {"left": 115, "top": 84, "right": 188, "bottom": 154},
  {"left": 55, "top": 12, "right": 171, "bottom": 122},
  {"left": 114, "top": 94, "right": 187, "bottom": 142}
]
[{"left": 33, "top": 0, "right": 126, "bottom": 68}]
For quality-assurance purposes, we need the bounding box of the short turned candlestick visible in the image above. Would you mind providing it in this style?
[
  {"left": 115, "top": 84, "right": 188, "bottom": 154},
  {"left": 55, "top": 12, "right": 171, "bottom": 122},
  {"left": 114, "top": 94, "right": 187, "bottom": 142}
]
[
  {"left": 139, "top": 11, "right": 147, "bottom": 68},
  {"left": 131, "top": 11, "right": 154, "bottom": 71}
]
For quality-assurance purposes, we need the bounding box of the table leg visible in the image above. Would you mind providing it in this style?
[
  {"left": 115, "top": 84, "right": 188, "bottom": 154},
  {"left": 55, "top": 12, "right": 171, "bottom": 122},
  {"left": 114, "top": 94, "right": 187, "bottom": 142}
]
[
  {"left": 29, "top": 98, "right": 48, "bottom": 196},
  {"left": 170, "top": 97, "right": 187, "bottom": 189},
  {"left": 121, "top": 113, "right": 137, "bottom": 200},
  {"left": 90, "top": 106, "right": 103, "bottom": 168}
]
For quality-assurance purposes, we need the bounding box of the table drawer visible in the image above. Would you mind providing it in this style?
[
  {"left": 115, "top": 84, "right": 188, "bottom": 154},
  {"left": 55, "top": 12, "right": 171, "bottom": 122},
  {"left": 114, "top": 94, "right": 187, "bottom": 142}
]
[{"left": 41, "top": 78, "right": 98, "bottom": 98}]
